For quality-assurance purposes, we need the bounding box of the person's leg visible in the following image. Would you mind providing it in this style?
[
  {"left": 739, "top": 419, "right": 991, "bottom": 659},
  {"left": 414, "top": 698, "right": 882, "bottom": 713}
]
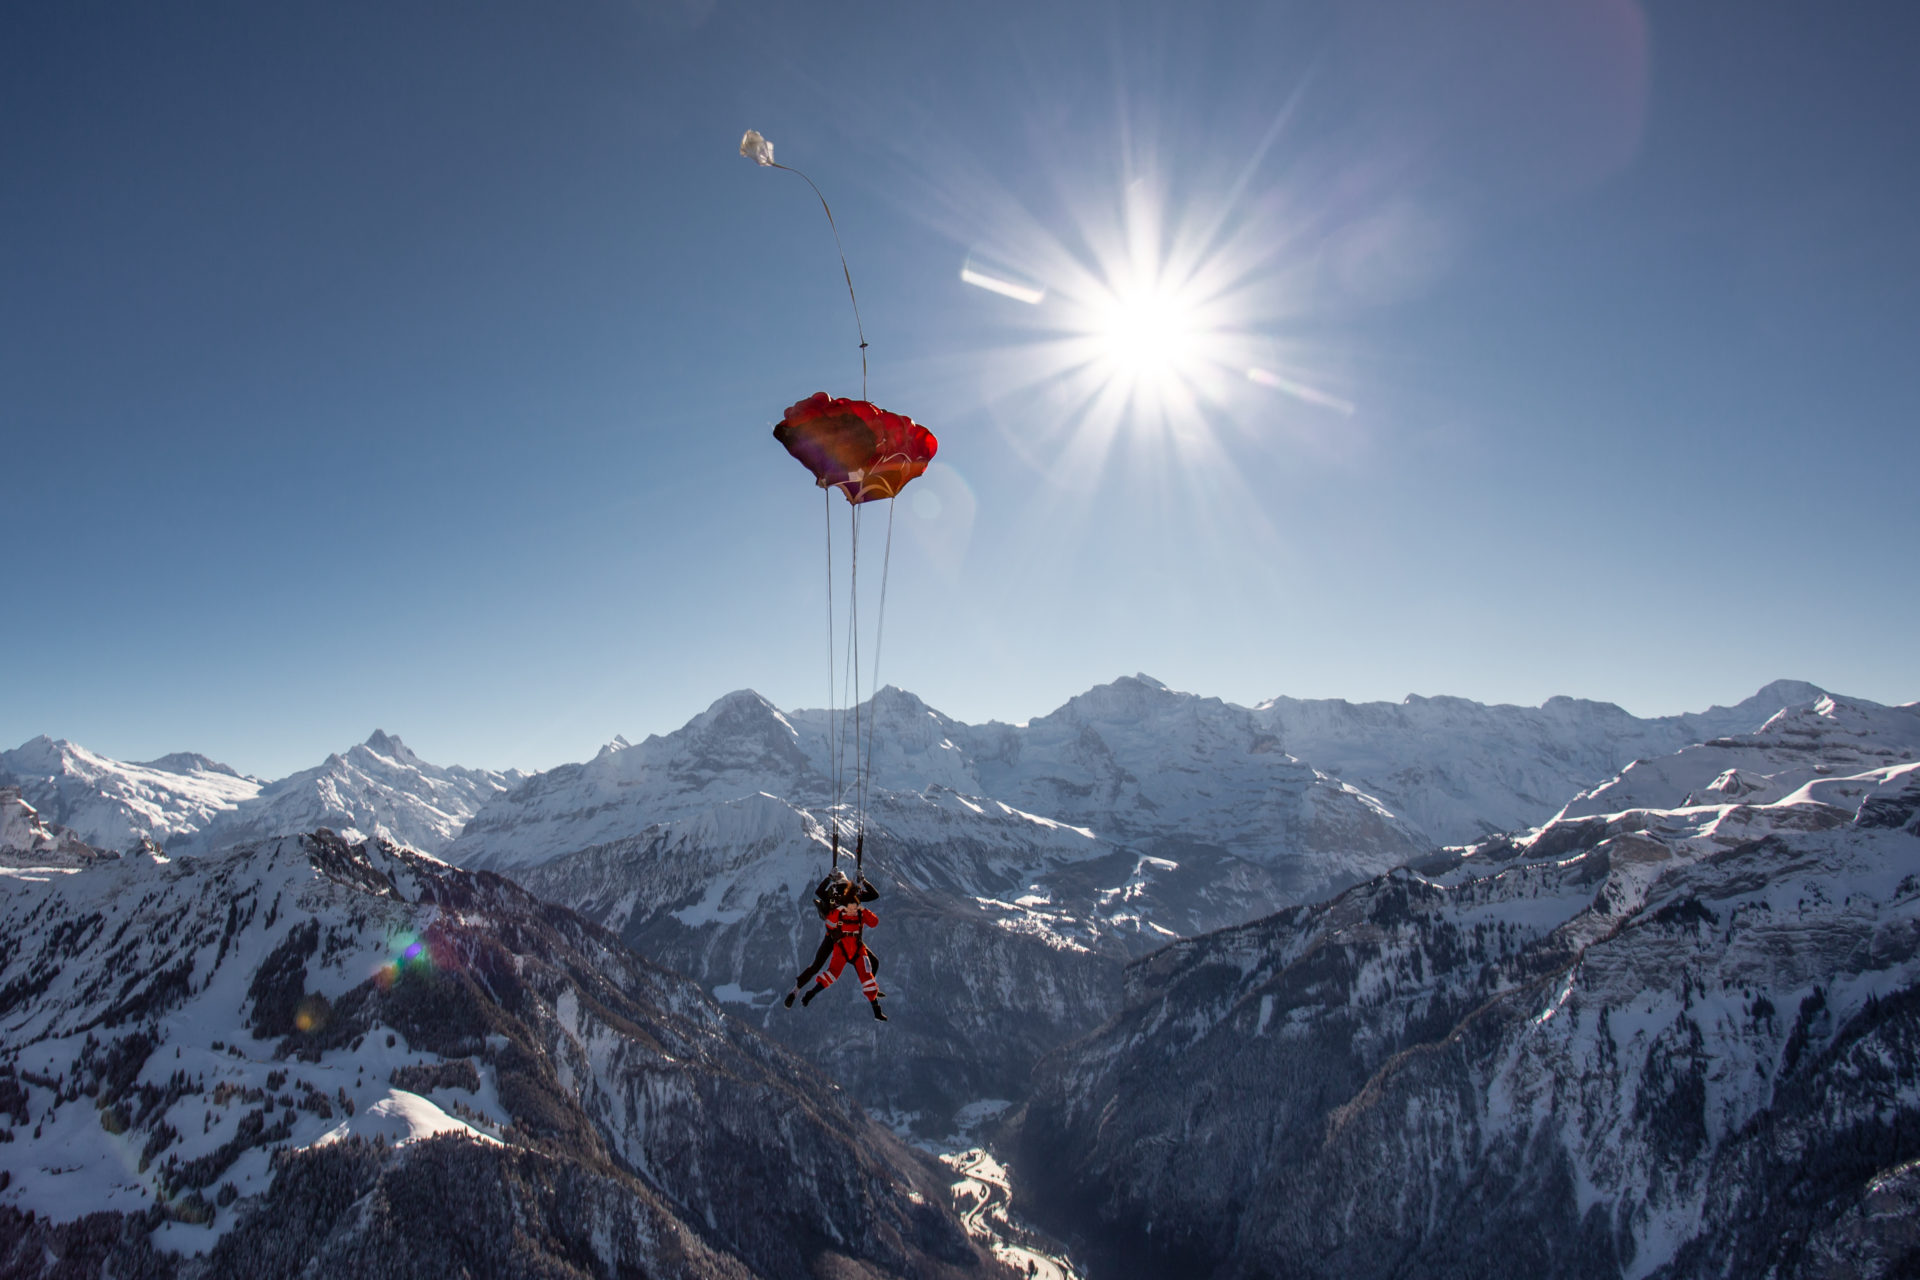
[
  {"left": 803, "top": 938, "right": 854, "bottom": 1005},
  {"left": 798, "top": 932, "right": 836, "bottom": 985},
  {"left": 855, "top": 948, "right": 887, "bottom": 1020},
  {"left": 787, "top": 931, "right": 839, "bottom": 1007}
]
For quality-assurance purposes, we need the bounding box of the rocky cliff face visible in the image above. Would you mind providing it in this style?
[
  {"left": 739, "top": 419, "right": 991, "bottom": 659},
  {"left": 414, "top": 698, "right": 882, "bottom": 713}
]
[
  {"left": 0, "top": 829, "right": 999, "bottom": 1279},
  {"left": 1012, "top": 752, "right": 1920, "bottom": 1280},
  {"left": 0, "top": 785, "right": 102, "bottom": 864}
]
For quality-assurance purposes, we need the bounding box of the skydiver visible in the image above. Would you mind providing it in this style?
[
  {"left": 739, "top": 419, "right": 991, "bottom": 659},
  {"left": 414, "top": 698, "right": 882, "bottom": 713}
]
[
  {"left": 787, "top": 875, "right": 887, "bottom": 1020},
  {"left": 787, "top": 870, "right": 882, "bottom": 1000}
]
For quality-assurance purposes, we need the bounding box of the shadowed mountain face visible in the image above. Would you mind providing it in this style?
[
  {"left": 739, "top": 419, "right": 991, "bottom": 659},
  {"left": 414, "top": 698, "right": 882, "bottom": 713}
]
[
  {"left": 0, "top": 830, "right": 998, "bottom": 1280},
  {"left": 1010, "top": 746, "right": 1920, "bottom": 1280}
]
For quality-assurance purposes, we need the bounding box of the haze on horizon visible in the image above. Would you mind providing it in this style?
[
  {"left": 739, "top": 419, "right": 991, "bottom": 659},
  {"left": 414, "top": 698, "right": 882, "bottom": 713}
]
[{"left": 4, "top": 0, "right": 1915, "bottom": 779}]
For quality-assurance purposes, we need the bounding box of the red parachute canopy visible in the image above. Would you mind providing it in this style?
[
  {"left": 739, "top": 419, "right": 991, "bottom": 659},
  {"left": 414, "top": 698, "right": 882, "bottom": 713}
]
[{"left": 773, "top": 393, "right": 937, "bottom": 505}]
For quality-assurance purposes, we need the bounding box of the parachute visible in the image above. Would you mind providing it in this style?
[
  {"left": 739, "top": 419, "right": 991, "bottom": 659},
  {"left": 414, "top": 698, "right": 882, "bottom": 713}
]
[
  {"left": 773, "top": 393, "right": 938, "bottom": 505},
  {"left": 741, "top": 130, "right": 939, "bottom": 888}
]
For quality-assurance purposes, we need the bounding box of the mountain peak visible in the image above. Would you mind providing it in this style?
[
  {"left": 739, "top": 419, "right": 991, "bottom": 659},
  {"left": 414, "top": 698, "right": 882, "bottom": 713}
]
[
  {"left": 361, "top": 729, "right": 418, "bottom": 763},
  {"left": 1749, "top": 678, "right": 1827, "bottom": 707},
  {"left": 9, "top": 734, "right": 71, "bottom": 760},
  {"left": 684, "top": 690, "right": 791, "bottom": 739},
  {"left": 137, "top": 751, "right": 243, "bottom": 778},
  {"left": 707, "top": 688, "right": 775, "bottom": 713}
]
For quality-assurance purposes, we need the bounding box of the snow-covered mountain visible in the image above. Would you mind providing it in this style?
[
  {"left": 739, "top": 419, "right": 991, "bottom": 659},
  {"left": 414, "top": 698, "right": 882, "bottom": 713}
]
[
  {"left": 0, "top": 786, "right": 101, "bottom": 864},
  {"left": 459, "top": 675, "right": 1875, "bottom": 1140},
  {"left": 452, "top": 677, "right": 1429, "bottom": 886},
  {"left": 0, "top": 732, "right": 522, "bottom": 858},
  {"left": 1255, "top": 678, "right": 1830, "bottom": 844},
  {"left": 0, "top": 737, "right": 261, "bottom": 852},
  {"left": 0, "top": 828, "right": 992, "bottom": 1277},
  {"left": 1556, "top": 693, "right": 1920, "bottom": 821},
  {"left": 1011, "top": 746, "right": 1920, "bottom": 1278},
  {"left": 512, "top": 788, "right": 1135, "bottom": 1135},
  {"left": 464, "top": 678, "right": 1437, "bottom": 1136},
  {"left": 182, "top": 730, "right": 527, "bottom": 856}
]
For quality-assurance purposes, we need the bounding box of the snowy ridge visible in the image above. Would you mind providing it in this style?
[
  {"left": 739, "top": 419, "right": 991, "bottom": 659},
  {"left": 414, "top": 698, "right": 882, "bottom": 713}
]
[
  {"left": 0, "top": 737, "right": 261, "bottom": 852},
  {"left": 179, "top": 730, "right": 526, "bottom": 856},
  {"left": 0, "top": 828, "right": 986, "bottom": 1276},
  {"left": 456, "top": 675, "right": 1854, "bottom": 874},
  {"left": 1556, "top": 693, "right": 1920, "bottom": 821},
  {"left": 0, "top": 731, "right": 521, "bottom": 859},
  {"left": 1255, "top": 677, "right": 1832, "bottom": 844},
  {"left": 0, "top": 786, "right": 101, "bottom": 865},
  {"left": 452, "top": 676, "right": 1431, "bottom": 881},
  {"left": 1015, "top": 744, "right": 1920, "bottom": 1278},
  {"left": 468, "top": 675, "right": 1867, "bottom": 1140}
]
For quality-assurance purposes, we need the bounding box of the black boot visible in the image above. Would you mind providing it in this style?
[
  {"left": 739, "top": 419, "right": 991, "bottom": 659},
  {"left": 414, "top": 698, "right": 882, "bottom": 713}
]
[
  {"left": 870, "top": 1000, "right": 887, "bottom": 1022},
  {"left": 801, "top": 985, "right": 820, "bottom": 1007},
  {"left": 783, "top": 988, "right": 797, "bottom": 1009}
]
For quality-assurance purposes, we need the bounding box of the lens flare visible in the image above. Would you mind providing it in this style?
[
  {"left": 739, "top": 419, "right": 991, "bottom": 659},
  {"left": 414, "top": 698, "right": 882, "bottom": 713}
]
[{"left": 373, "top": 931, "right": 436, "bottom": 990}]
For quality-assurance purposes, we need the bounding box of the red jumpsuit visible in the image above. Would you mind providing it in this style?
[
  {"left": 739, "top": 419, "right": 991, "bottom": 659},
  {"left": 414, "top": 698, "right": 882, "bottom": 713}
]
[{"left": 810, "top": 901, "right": 881, "bottom": 1002}]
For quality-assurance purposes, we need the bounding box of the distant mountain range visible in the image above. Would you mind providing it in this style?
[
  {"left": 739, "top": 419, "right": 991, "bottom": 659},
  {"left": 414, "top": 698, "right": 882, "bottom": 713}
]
[
  {"left": 0, "top": 730, "right": 524, "bottom": 857},
  {"left": 6, "top": 675, "right": 1916, "bottom": 1278}
]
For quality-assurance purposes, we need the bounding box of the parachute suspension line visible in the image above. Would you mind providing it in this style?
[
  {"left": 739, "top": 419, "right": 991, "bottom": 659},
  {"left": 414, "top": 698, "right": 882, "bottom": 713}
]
[
  {"left": 846, "top": 498, "right": 863, "bottom": 871},
  {"left": 768, "top": 161, "right": 870, "bottom": 400},
  {"left": 856, "top": 497, "right": 899, "bottom": 862},
  {"left": 824, "top": 486, "right": 841, "bottom": 871}
]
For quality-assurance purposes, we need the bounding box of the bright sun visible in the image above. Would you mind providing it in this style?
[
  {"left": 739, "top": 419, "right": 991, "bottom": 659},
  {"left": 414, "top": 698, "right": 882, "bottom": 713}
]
[
  {"left": 1090, "top": 280, "right": 1204, "bottom": 391},
  {"left": 952, "top": 147, "right": 1356, "bottom": 479}
]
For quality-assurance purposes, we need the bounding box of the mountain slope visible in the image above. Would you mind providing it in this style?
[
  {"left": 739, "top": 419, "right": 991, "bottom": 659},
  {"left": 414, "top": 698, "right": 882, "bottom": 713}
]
[
  {"left": 0, "top": 829, "right": 998, "bottom": 1279},
  {"left": 1011, "top": 755, "right": 1920, "bottom": 1280},
  {"left": 0, "top": 737, "right": 261, "bottom": 852},
  {"left": 450, "top": 679, "right": 1427, "bottom": 888},
  {"left": 1556, "top": 693, "right": 1920, "bottom": 820},
  {"left": 0, "top": 785, "right": 102, "bottom": 864},
  {"left": 461, "top": 677, "right": 1862, "bottom": 1143},
  {"left": 181, "top": 730, "right": 526, "bottom": 856},
  {"left": 0, "top": 732, "right": 521, "bottom": 859},
  {"left": 1255, "top": 678, "right": 1831, "bottom": 845},
  {"left": 481, "top": 681, "right": 1434, "bottom": 1139}
]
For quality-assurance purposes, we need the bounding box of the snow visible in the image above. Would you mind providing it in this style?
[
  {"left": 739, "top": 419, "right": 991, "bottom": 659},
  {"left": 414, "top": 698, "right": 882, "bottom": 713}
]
[
  {"left": 311, "top": 1087, "right": 501, "bottom": 1150},
  {"left": 0, "top": 731, "right": 520, "bottom": 858},
  {"left": 943, "top": 1147, "right": 1082, "bottom": 1280},
  {"left": 450, "top": 679, "right": 1424, "bottom": 884},
  {"left": 0, "top": 737, "right": 261, "bottom": 850}
]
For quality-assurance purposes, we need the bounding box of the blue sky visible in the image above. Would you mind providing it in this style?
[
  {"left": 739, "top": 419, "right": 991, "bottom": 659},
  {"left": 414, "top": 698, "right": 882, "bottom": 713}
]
[{"left": 4, "top": 0, "right": 1916, "bottom": 778}]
